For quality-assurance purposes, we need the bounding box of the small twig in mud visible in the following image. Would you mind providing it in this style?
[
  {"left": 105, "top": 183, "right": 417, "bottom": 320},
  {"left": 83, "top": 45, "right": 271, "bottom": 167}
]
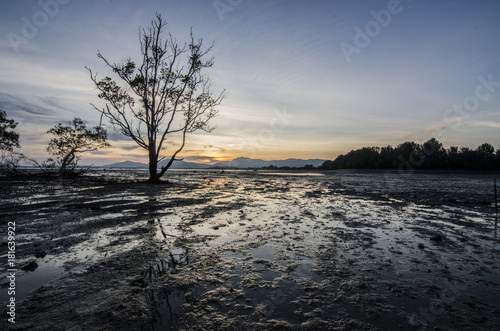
[
  {"left": 495, "top": 178, "right": 498, "bottom": 231},
  {"left": 161, "top": 229, "right": 177, "bottom": 238},
  {"left": 156, "top": 219, "right": 177, "bottom": 239},
  {"left": 169, "top": 252, "right": 178, "bottom": 270}
]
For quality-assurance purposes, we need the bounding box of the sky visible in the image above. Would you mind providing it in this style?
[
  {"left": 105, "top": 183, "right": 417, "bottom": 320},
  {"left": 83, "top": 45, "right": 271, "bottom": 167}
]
[{"left": 0, "top": 0, "right": 499, "bottom": 165}]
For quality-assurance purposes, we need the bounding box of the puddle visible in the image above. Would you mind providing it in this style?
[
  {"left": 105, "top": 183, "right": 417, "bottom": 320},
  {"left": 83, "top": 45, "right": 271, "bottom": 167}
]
[
  {"left": 248, "top": 244, "right": 276, "bottom": 260},
  {"left": 0, "top": 220, "right": 146, "bottom": 306},
  {"left": 0, "top": 258, "right": 64, "bottom": 304}
]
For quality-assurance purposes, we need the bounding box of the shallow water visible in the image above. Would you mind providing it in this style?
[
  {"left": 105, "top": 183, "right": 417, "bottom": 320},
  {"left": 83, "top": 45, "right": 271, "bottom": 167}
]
[
  {"left": 140, "top": 171, "right": 499, "bottom": 330},
  {"left": 1, "top": 170, "right": 499, "bottom": 330}
]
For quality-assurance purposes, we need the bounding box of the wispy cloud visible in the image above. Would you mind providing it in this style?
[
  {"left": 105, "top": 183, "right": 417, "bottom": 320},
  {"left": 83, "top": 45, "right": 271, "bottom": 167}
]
[
  {"left": 37, "top": 96, "right": 68, "bottom": 111},
  {"left": 120, "top": 145, "right": 141, "bottom": 151},
  {"left": 0, "top": 92, "right": 54, "bottom": 117},
  {"left": 472, "top": 121, "right": 500, "bottom": 128},
  {"left": 426, "top": 118, "right": 463, "bottom": 134}
]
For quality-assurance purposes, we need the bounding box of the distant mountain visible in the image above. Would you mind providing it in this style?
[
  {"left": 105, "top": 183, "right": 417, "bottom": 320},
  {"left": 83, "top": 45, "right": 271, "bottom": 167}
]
[
  {"left": 103, "top": 160, "right": 209, "bottom": 169},
  {"left": 212, "top": 157, "right": 269, "bottom": 169},
  {"left": 212, "top": 157, "right": 326, "bottom": 169},
  {"left": 267, "top": 158, "right": 326, "bottom": 168},
  {"left": 103, "top": 161, "right": 146, "bottom": 168},
  {"left": 104, "top": 157, "right": 326, "bottom": 170},
  {"left": 161, "top": 160, "right": 209, "bottom": 169}
]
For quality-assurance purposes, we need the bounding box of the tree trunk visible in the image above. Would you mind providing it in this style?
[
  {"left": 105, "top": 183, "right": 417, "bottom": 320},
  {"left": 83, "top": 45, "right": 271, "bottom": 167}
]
[
  {"left": 148, "top": 144, "right": 160, "bottom": 183},
  {"left": 148, "top": 152, "right": 158, "bottom": 182},
  {"left": 59, "top": 164, "right": 67, "bottom": 176},
  {"left": 59, "top": 150, "right": 75, "bottom": 175}
]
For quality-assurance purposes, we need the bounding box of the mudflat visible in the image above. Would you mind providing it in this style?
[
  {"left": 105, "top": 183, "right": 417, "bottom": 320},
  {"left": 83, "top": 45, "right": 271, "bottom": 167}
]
[{"left": 1, "top": 170, "right": 499, "bottom": 330}]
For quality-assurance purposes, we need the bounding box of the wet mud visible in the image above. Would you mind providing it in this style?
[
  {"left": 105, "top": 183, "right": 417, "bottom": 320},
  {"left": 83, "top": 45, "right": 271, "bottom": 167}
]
[{"left": 1, "top": 170, "right": 499, "bottom": 330}]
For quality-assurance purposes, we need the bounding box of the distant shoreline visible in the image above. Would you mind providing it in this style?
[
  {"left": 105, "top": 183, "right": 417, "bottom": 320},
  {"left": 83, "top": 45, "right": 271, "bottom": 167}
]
[{"left": 6, "top": 167, "right": 500, "bottom": 176}]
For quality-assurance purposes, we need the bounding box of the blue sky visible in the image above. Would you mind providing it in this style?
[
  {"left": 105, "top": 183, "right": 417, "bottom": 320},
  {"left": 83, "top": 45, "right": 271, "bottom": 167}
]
[{"left": 1, "top": 0, "right": 499, "bottom": 165}]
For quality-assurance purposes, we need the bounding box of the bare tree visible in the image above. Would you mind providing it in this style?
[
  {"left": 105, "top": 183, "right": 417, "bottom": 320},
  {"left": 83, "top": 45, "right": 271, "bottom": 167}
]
[{"left": 87, "top": 13, "right": 224, "bottom": 183}]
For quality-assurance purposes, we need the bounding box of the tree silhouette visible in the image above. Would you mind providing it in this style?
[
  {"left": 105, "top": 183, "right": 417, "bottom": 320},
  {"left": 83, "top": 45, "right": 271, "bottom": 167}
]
[
  {"left": 321, "top": 138, "right": 500, "bottom": 171},
  {"left": 87, "top": 13, "right": 224, "bottom": 183},
  {"left": 0, "top": 110, "right": 20, "bottom": 151},
  {"left": 47, "top": 118, "right": 110, "bottom": 175}
]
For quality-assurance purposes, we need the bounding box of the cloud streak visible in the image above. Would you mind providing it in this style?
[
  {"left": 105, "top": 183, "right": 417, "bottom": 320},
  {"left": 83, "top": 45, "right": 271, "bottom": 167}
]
[
  {"left": 472, "top": 121, "right": 500, "bottom": 129},
  {"left": 0, "top": 92, "right": 54, "bottom": 117}
]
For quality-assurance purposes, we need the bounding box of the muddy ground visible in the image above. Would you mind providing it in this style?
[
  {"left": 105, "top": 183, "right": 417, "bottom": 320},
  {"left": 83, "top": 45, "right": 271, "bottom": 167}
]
[{"left": 1, "top": 170, "right": 499, "bottom": 330}]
